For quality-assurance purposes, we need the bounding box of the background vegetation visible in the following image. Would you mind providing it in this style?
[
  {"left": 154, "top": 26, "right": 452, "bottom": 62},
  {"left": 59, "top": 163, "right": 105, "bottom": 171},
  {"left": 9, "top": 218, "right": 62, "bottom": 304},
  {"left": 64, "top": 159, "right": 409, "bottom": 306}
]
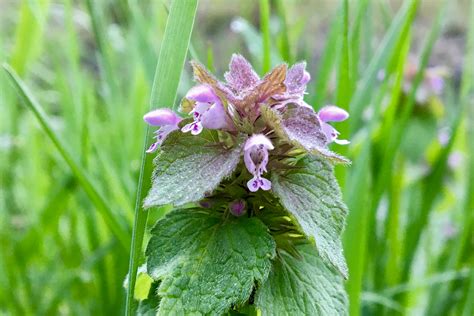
[{"left": 0, "top": 0, "right": 473, "bottom": 315}]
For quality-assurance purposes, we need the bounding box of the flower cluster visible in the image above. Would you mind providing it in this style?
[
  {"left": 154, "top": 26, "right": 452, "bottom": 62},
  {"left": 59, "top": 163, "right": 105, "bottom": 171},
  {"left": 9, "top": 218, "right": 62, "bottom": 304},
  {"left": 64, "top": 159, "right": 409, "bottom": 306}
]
[{"left": 143, "top": 54, "right": 349, "bottom": 193}]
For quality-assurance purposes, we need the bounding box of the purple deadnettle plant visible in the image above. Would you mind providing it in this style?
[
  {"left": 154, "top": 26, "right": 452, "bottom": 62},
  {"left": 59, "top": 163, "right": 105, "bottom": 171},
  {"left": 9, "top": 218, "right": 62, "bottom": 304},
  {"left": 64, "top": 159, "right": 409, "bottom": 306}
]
[{"left": 140, "top": 55, "right": 350, "bottom": 315}]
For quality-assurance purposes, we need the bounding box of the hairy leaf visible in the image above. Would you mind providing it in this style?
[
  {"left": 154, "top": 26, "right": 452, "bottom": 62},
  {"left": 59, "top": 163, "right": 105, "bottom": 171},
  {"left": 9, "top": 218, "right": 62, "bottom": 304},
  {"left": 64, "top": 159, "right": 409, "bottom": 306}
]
[
  {"left": 262, "top": 105, "right": 349, "bottom": 164},
  {"left": 271, "top": 155, "right": 349, "bottom": 278},
  {"left": 256, "top": 243, "right": 348, "bottom": 315},
  {"left": 143, "top": 132, "right": 243, "bottom": 208},
  {"left": 146, "top": 208, "right": 276, "bottom": 315}
]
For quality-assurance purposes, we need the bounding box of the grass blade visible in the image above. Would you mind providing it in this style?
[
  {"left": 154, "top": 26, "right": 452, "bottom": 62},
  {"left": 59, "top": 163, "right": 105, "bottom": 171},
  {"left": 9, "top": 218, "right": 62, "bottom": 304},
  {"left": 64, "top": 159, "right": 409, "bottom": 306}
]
[
  {"left": 2, "top": 63, "right": 130, "bottom": 251},
  {"left": 426, "top": 0, "right": 474, "bottom": 312},
  {"left": 125, "top": 1, "right": 199, "bottom": 314},
  {"left": 349, "top": 0, "right": 419, "bottom": 133},
  {"left": 259, "top": 0, "right": 271, "bottom": 72},
  {"left": 313, "top": 3, "right": 342, "bottom": 106},
  {"left": 461, "top": 4, "right": 474, "bottom": 316},
  {"left": 335, "top": 0, "right": 351, "bottom": 109},
  {"left": 275, "top": 0, "right": 291, "bottom": 63}
]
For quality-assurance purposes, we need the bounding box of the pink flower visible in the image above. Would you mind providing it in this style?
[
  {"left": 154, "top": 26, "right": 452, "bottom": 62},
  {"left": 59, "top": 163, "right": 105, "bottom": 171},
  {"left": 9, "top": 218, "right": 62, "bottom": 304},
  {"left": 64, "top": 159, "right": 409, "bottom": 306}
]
[
  {"left": 244, "top": 134, "right": 274, "bottom": 192},
  {"left": 143, "top": 108, "right": 181, "bottom": 153},
  {"left": 317, "top": 105, "right": 350, "bottom": 145},
  {"left": 181, "top": 85, "right": 233, "bottom": 135}
]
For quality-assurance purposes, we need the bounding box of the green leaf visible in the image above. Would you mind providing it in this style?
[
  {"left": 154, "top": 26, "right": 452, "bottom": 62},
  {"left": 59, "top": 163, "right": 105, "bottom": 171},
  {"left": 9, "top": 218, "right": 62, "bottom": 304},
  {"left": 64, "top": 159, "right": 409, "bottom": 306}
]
[
  {"left": 143, "top": 132, "right": 243, "bottom": 208},
  {"left": 256, "top": 243, "right": 348, "bottom": 315},
  {"left": 146, "top": 208, "right": 276, "bottom": 315},
  {"left": 271, "top": 155, "right": 349, "bottom": 278},
  {"left": 137, "top": 297, "right": 160, "bottom": 316}
]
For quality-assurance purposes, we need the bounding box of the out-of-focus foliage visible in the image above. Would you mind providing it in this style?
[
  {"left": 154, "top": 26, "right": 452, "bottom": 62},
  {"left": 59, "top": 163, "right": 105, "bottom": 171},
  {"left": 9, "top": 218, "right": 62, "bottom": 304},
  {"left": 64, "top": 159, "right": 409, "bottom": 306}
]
[{"left": 0, "top": 0, "right": 472, "bottom": 315}]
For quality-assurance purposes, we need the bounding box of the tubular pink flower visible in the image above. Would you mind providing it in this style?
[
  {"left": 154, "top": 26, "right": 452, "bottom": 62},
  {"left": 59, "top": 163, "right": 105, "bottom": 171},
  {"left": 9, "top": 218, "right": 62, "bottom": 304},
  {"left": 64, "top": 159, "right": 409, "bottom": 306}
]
[
  {"left": 244, "top": 134, "right": 274, "bottom": 192},
  {"left": 317, "top": 105, "right": 350, "bottom": 145},
  {"left": 143, "top": 108, "right": 182, "bottom": 153},
  {"left": 144, "top": 108, "right": 181, "bottom": 126},
  {"left": 182, "top": 85, "right": 234, "bottom": 134},
  {"left": 186, "top": 85, "right": 220, "bottom": 103},
  {"left": 318, "top": 105, "right": 349, "bottom": 122}
]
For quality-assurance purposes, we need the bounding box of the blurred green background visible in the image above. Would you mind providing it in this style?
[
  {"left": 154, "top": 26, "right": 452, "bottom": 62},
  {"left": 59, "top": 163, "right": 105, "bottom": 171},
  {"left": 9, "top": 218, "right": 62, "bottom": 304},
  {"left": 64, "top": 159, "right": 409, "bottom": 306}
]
[{"left": 0, "top": 0, "right": 473, "bottom": 315}]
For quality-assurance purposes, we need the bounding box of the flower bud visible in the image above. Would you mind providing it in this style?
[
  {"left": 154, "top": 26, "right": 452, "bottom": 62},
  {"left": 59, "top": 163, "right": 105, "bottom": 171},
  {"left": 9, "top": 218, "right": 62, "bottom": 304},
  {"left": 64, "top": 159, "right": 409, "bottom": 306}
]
[{"left": 229, "top": 200, "right": 246, "bottom": 217}]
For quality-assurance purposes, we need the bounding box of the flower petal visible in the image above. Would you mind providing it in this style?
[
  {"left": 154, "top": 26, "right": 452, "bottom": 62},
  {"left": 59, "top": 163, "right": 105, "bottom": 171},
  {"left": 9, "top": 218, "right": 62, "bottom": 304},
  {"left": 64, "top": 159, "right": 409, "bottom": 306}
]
[
  {"left": 190, "top": 122, "right": 203, "bottom": 135},
  {"left": 186, "top": 85, "right": 220, "bottom": 103},
  {"left": 321, "top": 122, "right": 350, "bottom": 145},
  {"left": 334, "top": 139, "right": 350, "bottom": 145},
  {"left": 247, "top": 177, "right": 260, "bottom": 192},
  {"left": 321, "top": 122, "right": 339, "bottom": 143},
  {"left": 247, "top": 176, "right": 272, "bottom": 192},
  {"left": 181, "top": 122, "right": 203, "bottom": 135},
  {"left": 143, "top": 108, "right": 181, "bottom": 126},
  {"left": 194, "top": 102, "right": 212, "bottom": 115},
  {"left": 302, "top": 70, "right": 311, "bottom": 85},
  {"left": 200, "top": 102, "right": 232, "bottom": 130},
  {"left": 156, "top": 125, "right": 179, "bottom": 142},
  {"left": 244, "top": 148, "right": 256, "bottom": 174},
  {"left": 244, "top": 134, "right": 274, "bottom": 151},
  {"left": 259, "top": 177, "right": 272, "bottom": 191},
  {"left": 318, "top": 105, "right": 349, "bottom": 122},
  {"left": 146, "top": 142, "right": 159, "bottom": 153}
]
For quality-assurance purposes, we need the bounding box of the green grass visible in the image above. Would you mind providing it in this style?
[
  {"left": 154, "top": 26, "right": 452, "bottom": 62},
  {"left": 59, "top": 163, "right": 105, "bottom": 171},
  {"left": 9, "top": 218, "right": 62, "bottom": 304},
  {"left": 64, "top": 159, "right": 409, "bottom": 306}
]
[
  {"left": 125, "top": 1, "right": 198, "bottom": 314},
  {"left": 1, "top": 0, "right": 473, "bottom": 314}
]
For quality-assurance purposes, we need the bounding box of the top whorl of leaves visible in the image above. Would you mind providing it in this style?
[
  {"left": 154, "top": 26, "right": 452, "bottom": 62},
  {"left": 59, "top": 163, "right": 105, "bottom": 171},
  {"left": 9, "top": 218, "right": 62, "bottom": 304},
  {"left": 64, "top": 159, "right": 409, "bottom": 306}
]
[{"left": 143, "top": 54, "right": 350, "bottom": 315}]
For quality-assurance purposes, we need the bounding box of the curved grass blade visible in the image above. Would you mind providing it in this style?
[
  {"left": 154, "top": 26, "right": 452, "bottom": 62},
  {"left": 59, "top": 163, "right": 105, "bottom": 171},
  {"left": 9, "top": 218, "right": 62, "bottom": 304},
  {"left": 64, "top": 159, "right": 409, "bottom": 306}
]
[
  {"left": 313, "top": 3, "right": 342, "bottom": 106},
  {"left": 335, "top": 0, "right": 351, "bottom": 109},
  {"left": 460, "top": 5, "right": 474, "bottom": 316},
  {"left": 275, "top": 0, "right": 291, "bottom": 63},
  {"left": 426, "top": 0, "right": 474, "bottom": 312},
  {"left": 349, "top": 0, "right": 419, "bottom": 133},
  {"left": 2, "top": 63, "right": 130, "bottom": 251},
  {"left": 343, "top": 3, "right": 415, "bottom": 314},
  {"left": 384, "top": 1, "right": 447, "bottom": 281},
  {"left": 259, "top": 0, "right": 271, "bottom": 73},
  {"left": 125, "top": 1, "right": 199, "bottom": 314}
]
